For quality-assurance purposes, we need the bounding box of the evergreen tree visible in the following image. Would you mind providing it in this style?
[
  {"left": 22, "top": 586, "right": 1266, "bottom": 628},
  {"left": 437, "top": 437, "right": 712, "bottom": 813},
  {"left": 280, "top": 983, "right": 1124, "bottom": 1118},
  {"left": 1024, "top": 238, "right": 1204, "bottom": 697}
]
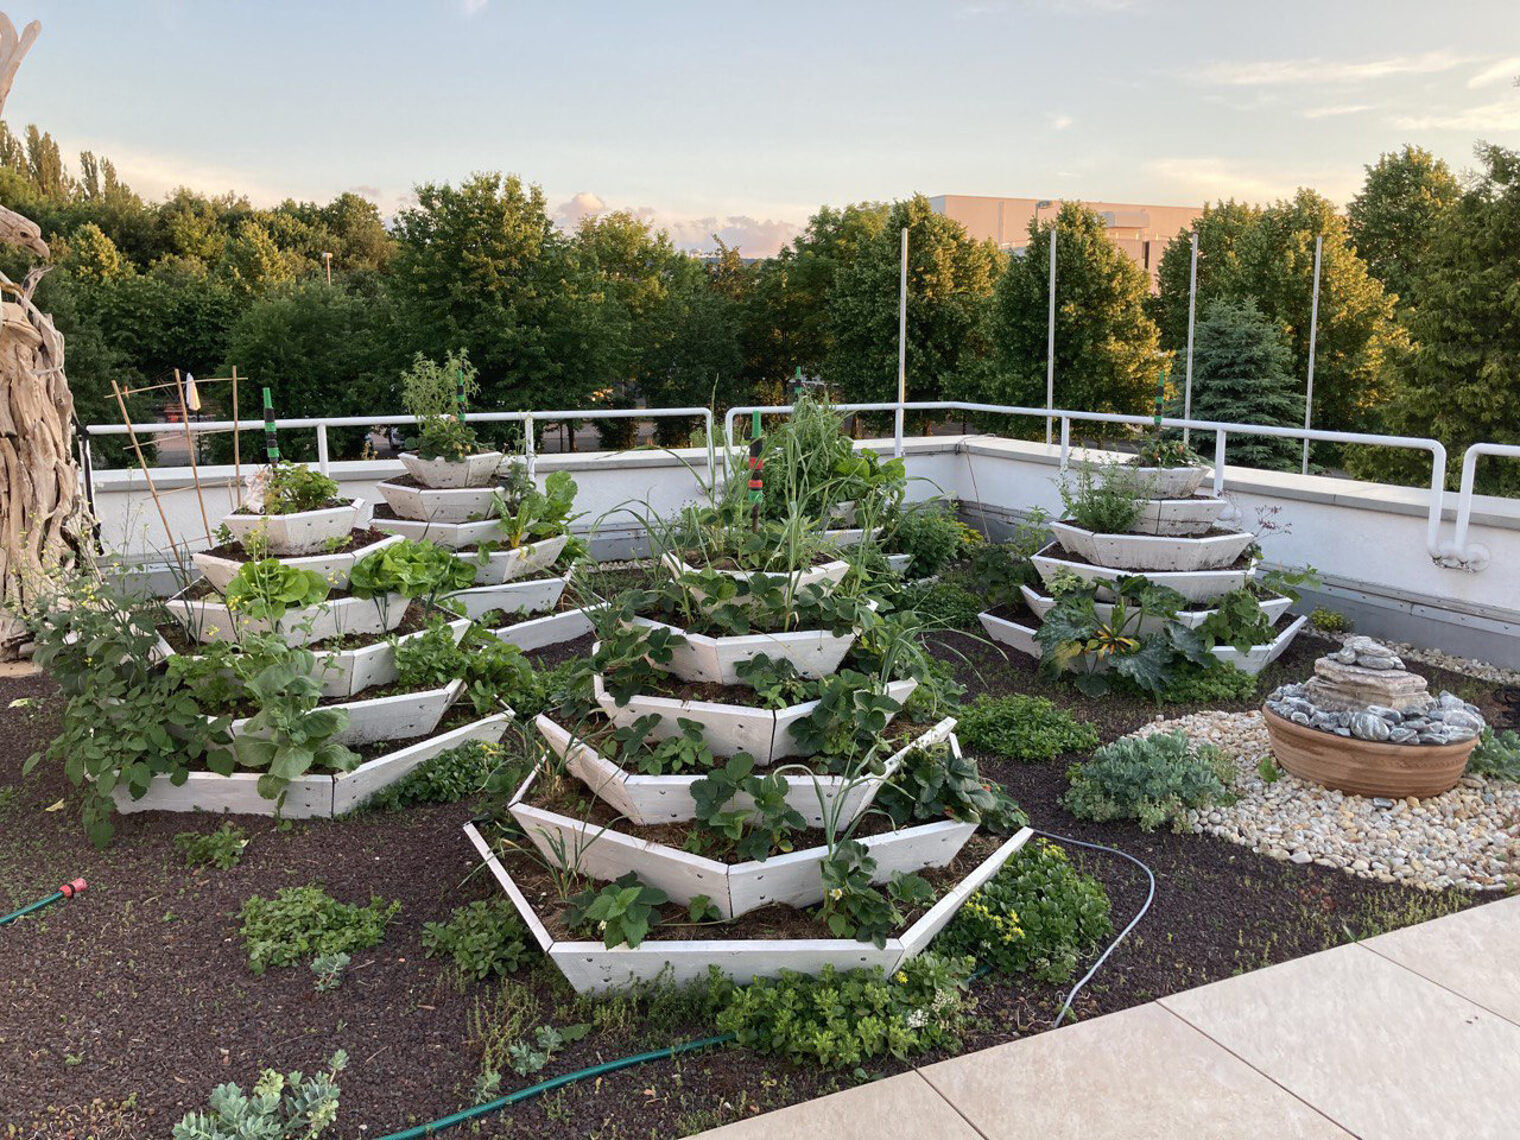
[{"left": 1182, "top": 298, "right": 1303, "bottom": 471}]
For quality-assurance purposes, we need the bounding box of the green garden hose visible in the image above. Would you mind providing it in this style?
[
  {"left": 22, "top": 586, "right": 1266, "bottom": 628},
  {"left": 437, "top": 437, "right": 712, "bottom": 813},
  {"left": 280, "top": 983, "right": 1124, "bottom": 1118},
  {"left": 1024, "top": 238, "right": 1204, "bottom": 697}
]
[
  {"left": 374, "top": 1033, "right": 735, "bottom": 1140},
  {"left": 0, "top": 878, "right": 87, "bottom": 926}
]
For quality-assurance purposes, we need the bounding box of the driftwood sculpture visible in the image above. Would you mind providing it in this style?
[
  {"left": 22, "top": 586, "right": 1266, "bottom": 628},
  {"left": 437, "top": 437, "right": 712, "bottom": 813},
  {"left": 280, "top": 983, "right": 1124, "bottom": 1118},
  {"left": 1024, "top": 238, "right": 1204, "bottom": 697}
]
[{"left": 0, "top": 13, "right": 92, "bottom": 657}]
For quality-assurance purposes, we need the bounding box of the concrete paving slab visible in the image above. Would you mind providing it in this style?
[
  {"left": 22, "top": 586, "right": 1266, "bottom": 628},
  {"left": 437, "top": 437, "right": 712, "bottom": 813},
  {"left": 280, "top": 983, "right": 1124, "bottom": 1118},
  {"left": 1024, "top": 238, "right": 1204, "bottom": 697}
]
[
  {"left": 918, "top": 1002, "right": 1350, "bottom": 1139},
  {"left": 1161, "top": 942, "right": 1520, "bottom": 1140},
  {"left": 1362, "top": 896, "right": 1520, "bottom": 1026},
  {"left": 695, "top": 1071, "right": 982, "bottom": 1140}
]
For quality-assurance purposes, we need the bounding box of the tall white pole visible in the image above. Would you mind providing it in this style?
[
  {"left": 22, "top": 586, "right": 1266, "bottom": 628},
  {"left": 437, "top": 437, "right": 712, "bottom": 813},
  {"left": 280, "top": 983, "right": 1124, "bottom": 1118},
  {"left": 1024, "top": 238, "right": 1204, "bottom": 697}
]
[
  {"left": 1182, "top": 229, "right": 1199, "bottom": 447},
  {"left": 1301, "top": 233, "right": 1323, "bottom": 475},
  {"left": 895, "top": 227, "right": 908, "bottom": 459},
  {"left": 1045, "top": 221, "right": 1057, "bottom": 446}
]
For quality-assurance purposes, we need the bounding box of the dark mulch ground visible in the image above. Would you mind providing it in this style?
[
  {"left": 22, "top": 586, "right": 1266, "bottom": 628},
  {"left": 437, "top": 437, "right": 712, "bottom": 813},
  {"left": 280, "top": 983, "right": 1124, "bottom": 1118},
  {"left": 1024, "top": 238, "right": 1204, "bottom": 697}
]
[{"left": 0, "top": 625, "right": 1513, "bottom": 1138}]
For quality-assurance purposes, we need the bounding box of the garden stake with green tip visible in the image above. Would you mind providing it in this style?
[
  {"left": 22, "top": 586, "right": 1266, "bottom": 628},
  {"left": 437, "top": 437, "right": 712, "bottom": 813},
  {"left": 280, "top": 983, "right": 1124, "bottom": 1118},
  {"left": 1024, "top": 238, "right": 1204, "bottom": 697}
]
[
  {"left": 262, "top": 386, "right": 280, "bottom": 463},
  {"left": 748, "top": 408, "right": 763, "bottom": 532},
  {"left": 1, "top": 878, "right": 87, "bottom": 927}
]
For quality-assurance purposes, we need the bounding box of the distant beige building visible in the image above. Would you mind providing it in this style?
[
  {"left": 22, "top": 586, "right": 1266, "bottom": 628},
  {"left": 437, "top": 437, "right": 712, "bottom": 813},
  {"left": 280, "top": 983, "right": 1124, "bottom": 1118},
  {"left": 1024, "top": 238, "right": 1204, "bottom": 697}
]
[{"left": 930, "top": 194, "right": 1203, "bottom": 289}]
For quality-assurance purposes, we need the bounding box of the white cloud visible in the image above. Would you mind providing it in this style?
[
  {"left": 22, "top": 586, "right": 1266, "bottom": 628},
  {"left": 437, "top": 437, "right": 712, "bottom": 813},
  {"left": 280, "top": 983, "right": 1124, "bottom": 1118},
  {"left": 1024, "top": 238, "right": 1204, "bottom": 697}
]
[
  {"left": 1194, "top": 50, "right": 1469, "bottom": 87},
  {"left": 1396, "top": 99, "right": 1520, "bottom": 131},
  {"left": 550, "top": 192, "right": 802, "bottom": 256},
  {"left": 460, "top": 0, "right": 488, "bottom": 15},
  {"left": 1048, "top": 112, "right": 1074, "bottom": 130},
  {"left": 70, "top": 139, "right": 298, "bottom": 206},
  {"left": 1299, "top": 103, "right": 1374, "bottom": 120},
  {"left": 1467, "top": 57, "right": 1520, "bottom": 88},
  {"left": 1143, "top": 156, "right": 1351, "bottom": 204}
]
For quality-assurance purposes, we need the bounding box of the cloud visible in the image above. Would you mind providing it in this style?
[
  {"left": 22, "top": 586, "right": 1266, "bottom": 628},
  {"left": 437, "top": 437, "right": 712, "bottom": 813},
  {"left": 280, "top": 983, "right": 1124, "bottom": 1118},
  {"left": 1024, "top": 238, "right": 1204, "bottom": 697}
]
[
  {"left": 1299, "top": 104, "right": 1374, "bottom": 120},
  {"left": 1395, "top": 99, "right": 1520, "bottom": 131},
  {"left": 1194, "top": 50, "right": 1469, "bottom": 87},
  {"left": 1047, "top": 112, "right": 1074, "bottom": 130},
  {"left": 550, "top": 192, "right": 801, "bottom": 256},
  {"left": 1143, "top": 156, "right": 1351, "bottom": 204},
  {"left": 69, "top": 139, "right": 298, "bottom": 206},
  {"left": 1467, "top": 57, "right": 1520, "bottom": 88},
  {"left": 347, "top": 184, "right": 382, "bottom": 201},
  {"left": 460, "top": 0, "right": 488, "bottom": 14}
]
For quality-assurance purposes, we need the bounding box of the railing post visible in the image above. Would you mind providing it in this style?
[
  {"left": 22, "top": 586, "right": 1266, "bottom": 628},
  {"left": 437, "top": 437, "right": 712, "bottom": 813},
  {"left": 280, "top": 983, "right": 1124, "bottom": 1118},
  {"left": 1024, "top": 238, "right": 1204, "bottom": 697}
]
[
  {"left": 1059, "top": 417, "right": 1070, "bottom": 471},
  {"left": 524, "top": 414, "right": 536, "bottom": 482},
  {"left": 316, "top": 423, "right": 330, "bottom": 476},
  {"left": 1213, "top": 430, "right": 1226, "bottom": 497}
]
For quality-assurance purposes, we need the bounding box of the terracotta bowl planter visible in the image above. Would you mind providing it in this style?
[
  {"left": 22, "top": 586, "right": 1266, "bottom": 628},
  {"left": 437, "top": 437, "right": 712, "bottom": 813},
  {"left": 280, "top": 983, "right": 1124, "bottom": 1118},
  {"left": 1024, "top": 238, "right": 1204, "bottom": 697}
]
[{"left": 1262, "top": 705, "right": 1476, "bottom": 798}]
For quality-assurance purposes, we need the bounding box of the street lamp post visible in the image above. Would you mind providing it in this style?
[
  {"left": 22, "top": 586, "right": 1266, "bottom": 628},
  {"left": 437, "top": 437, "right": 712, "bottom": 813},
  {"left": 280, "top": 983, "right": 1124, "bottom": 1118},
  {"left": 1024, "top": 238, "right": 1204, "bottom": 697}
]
[{"left": 321, "top": 251, "right": 332, "bottom": 285}]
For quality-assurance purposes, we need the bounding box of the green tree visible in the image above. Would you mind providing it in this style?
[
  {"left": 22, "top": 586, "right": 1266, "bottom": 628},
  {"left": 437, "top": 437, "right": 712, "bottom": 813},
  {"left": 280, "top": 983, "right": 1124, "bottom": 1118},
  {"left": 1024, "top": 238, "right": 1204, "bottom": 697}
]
[
  {"left": 218, "top": 220, "right": 295, "bottom": 296},
  {"left": 61, "top": 222, "right": 124, "bottom": 282},
  {"left": 974, "top": 201, "right": 1159, "bottom": 419},
  {"left": 826, "top": 194, "right": 998, "bottom": 408},
  {"left": 641, "top": 254, "right": 745, "bottom": 442},
  {"left": 1349, "top": 145, "right": 1520, "bottom": 493},
  {"left": 1153, "top": 191, "right": 1399, "bottom": 436},
  {"left": 1181, "top": 298, "right": 1303, "bottom": 470},
  {"left": 1347, "top": 146, "right": 1460, "bottom": 308}
]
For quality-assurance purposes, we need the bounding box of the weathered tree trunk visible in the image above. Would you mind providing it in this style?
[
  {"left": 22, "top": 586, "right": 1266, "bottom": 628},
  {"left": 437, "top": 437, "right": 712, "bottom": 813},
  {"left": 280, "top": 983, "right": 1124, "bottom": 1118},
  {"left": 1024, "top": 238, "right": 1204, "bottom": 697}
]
[
  {"left": 0, "top": 14, "right": 93, "bottom": 656},
  {"left": 0, "top": 274, "right": 92, "bottom": 655}
]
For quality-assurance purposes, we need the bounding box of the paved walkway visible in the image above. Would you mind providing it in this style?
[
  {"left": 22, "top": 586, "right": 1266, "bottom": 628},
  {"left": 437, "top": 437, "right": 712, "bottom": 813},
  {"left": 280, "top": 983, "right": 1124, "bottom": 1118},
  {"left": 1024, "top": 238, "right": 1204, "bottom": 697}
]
[{"left": 698, "top": 895, "right": 1520, "bottom": 1140}]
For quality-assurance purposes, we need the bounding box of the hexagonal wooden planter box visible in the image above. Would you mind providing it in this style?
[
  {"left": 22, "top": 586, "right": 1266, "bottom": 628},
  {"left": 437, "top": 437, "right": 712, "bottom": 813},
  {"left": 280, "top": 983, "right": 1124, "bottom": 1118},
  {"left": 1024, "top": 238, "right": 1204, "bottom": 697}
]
[
  {"left": 1032, "top": 544, "right": 1253, "bottom": 605},
  {"left": 398, "top": 450, "right": 504, "bottom": 489},
  {"left": 112, "top": 712, "right": 511, "bottom": 819},
  {"left": 442, "top": 576, "right": 568, "bottom": 621},
  {"left": 489, "top": 603, "right": 605, "bottom": 652},
  {"left": 622, "top": 615, "right": 859, "bottom": 685},
  {"left": 462, "top": 819, "right": 1032, "bottom": 993},
  {"left": 376, "top": 480, "right": 504, "bottom": 524},
  {"left": 221, "top": 498, "right": 365, "bottom": 557},
  {"left": 1130, "top": 465, "right": 1211, "bottom": 498},
  {"left": 1128, "top": 495, "right": 1230, "bottom": 537},
  {"left": 660, "top": 553, "right": 852, "bottom": 598},
  {"left": 537, "top": 713, "right": 956, "bottom": 828},
  {"left": 1048, "top": 522, "right": 1254, "bottom": 572},
  {"left": 1019, "top": 583, "right": 1295, "bottom": 634},
  {"left": 193, "top": 533, "right": 404, "bottom": 593},
  {"left": 164, "top": 589, "right": 410, "bottom": 647},
  {"left": 227, "top": 678, "right": 465, "bottom": 747},
  {"left": 370, "top": 515, "right": 502, "bottom": 550},
  {"left": 592, "top": 672, "right": 919, "bottom": 763}
]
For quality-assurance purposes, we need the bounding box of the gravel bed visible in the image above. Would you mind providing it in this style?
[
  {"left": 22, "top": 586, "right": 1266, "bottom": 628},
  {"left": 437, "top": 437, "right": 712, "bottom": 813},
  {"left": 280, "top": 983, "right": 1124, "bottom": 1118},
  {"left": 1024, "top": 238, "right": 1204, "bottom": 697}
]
[{"left": 1132, "top": 710, "right": 1520, "bottom": 892}]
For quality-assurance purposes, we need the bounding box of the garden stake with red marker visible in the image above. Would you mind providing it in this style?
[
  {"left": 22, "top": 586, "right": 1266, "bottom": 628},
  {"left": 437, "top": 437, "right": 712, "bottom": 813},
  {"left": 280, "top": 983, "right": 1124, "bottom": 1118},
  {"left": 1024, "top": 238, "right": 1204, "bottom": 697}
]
[
  {"left": 748, "top": 409, "right": 763, "bottom": 532},
  {"left": 1, "top": 879, "right": 87, "bottom": 927}
]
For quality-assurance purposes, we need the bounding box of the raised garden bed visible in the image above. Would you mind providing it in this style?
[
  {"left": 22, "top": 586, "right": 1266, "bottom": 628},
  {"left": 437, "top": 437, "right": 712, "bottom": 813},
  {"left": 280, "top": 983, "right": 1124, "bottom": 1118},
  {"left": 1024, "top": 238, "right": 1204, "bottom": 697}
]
[
  {"left": 592, "top": 671, "right": 919, "bottom": 762},
  {"left": 623, "top": 614, "right": 859, "bottom": 684},
  {"left": 1128, "top": 494, "right": 1231, "bottom": 537},
  {"left": 1130, "top": 464, "right": 1211, "bottom": 498},
  {"left": 1019, "top": 583, "right": 1296, "bottom": 633},
  {"left": 537, "top": 712, "right": 955, "bottom": 827},
  {"left": 192, "top": 531, "right": 403, "bottom": 592},
  {"left": 441, "top": 575, "right": 568, "bottom": 621},
  {"left": 661, "top": 552, "right": 852, "bottom": 596},
  {"left": 1048, "top": 521, "right": 1255, "bottom": 572},
  {"left": 1032, "top": 543, "right": 1254, "bottom": 604},
  {"left": 368, "top": 503, "right": 503, "bottom": 550},
  {"left": 464, "top": 820, "right": 1031, "bottom": 992},
  {"left": 222, "top": 497, "right": 365, "bottom": 557},
  {"left": 225, "top": 679, "right": 465, "bottom": 747},
  {"left": 398, "top": 450, "right": 504, "bottom": 489},
  {"left": 375, "top": 477, "right": 505, "bottom": 524},
  {"left": 110, "top": 711, "right": 510, "bottom": 819},
  {"left": 163, "top": 587, "right": 410, "bottom": 647}
]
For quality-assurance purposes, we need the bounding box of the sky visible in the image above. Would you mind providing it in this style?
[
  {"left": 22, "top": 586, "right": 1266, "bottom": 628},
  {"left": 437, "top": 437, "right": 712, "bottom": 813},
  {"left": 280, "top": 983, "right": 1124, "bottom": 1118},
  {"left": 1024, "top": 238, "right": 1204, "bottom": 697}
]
[{"left": 4, "top": 0, "right": 1518, "bottom": 255}]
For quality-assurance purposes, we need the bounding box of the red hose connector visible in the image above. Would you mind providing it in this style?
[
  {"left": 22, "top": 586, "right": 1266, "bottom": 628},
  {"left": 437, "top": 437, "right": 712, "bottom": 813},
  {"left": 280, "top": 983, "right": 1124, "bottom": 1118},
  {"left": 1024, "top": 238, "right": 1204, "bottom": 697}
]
[{"left": 59, "top": 878, "right": 87, "bottom": 899}]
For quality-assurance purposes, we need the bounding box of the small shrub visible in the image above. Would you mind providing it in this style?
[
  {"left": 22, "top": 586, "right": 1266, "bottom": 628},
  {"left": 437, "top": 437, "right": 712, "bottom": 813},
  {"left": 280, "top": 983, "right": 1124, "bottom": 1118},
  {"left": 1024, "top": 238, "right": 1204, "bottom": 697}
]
[
  {"left": 422, "top": 899, "right": 530, "bottom": 981},
  {"left": 310, "top": 952, "right": 350, "bottom": 993},
  {"left": 715, "top": 952, "right": 974, "bottom": 1069},
  {"left": 1309, "top": 607, "right": 1352, "bottom": 633},
  {"left": 892, "top": 501, "right": 979, "bottom": 578},
  {"left": 905, "top": 581, "right": 984, "bottom": 629},
  {"left": 175, "top": 823, "right": 249, "bottom": 870},
  {"left": 239, "top": 887, "right": 400, "bottom": 975},
  {"left": 956, "top": 695, "right": 1099, "bottom": 762},
  {"left": 1469, "top": 728, "right": 1520, "bottom": 782},
  {"left": 172, "top": 1050, "right": 347, "bottom": 1139},
  {"left": 364, "top": 740, "right": 507, "bottom": 811},
  {"left": 1062, "top": 730, "right": 1235, "bottom": 832},
  {"left": 1150, "top": 661, "right": 1258, "bottom": 705},
  {"left": 936, "top": 839, "right": 1112, "bottom": 982},
  {"left": 1059, "top": 461, "right": 1144, "bottom": 534},
  {"left": 261, "top": 462, "right": 341, "bottom": 515},
  {"left": 875, "top": 741, "right": 1029, "bottom": 835}
]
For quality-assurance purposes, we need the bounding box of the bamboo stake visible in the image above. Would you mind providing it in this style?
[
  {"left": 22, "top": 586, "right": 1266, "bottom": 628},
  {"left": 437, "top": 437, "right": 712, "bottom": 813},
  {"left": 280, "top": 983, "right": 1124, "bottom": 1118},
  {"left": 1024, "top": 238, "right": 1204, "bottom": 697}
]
[
  {"left": 173, "top": 368, "right": 214, "bottom": 543},
  {"left": 111, "top": 379, "right": 184, "bottom": 574}
]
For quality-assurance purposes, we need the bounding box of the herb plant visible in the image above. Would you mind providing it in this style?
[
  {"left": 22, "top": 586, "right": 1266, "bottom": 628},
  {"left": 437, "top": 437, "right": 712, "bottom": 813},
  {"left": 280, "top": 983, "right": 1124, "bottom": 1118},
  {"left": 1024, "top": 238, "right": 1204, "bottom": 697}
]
[
  {"left": 422, "top": 898, "right": 529, "bottom": 980},
  {"left": 493, "top": 469, "right": 582, "bottom": 549},
  {"left": 172, "top": 1051, "right": 348, "bottom": 1140},
  {"left": 690, "top": 753, "right": 806, "bottom": 861},
  {"left": 175, "top": 823, "right": 249, "bottom": 870},
  {"left": 565, "top": 872, "right": 668, "bottom": 949},
  {"left": 259, "top": 461, "right": 342, "bottom": 515},
  {"left": 401, "top": 349, "right": 482, "bottom": 461},
  {"left": 224, "top": 559, "right": 330, "bottom": 624},
  {"left": 875, "top": 741, "right": 1029, "bottom": 834},
  {"left": 1469, "top": 728, "right": 1520, "bottom": 782},
  {"left": 1059, "top": 461, "right": 1145, "bottom": 534},
  {"left": 238, "top": 886, "right": 400, "bottom": 974},
  {"left": 1132, "top": 436, "right": 1204, "bottom": 469},
  {"left": 955, "top": 695, "right": 1099, "bottom": 761},
  {"left": 1062, "top": 730, "right": 1235, "bottom": 832}
]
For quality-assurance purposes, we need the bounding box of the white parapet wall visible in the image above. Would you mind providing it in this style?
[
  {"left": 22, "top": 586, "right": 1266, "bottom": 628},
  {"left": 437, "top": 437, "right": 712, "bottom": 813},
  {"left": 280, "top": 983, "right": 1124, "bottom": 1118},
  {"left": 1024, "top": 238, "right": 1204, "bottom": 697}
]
[{"left": 89, "top": 435, "right": 1520, "bottom": 666}]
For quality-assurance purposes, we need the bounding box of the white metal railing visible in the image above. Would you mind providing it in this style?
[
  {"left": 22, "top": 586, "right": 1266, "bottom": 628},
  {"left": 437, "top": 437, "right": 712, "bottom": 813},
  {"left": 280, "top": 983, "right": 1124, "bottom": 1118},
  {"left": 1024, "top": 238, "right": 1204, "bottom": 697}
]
[
  {"left": 1448, "top": 443, "right": 1520, "bottom": 571},
  {"left": 723, "top": 401, "right": 1451, "bottom": 562},
  {"left": 82, "top": 406, "right": 715, "bottom": 482}
]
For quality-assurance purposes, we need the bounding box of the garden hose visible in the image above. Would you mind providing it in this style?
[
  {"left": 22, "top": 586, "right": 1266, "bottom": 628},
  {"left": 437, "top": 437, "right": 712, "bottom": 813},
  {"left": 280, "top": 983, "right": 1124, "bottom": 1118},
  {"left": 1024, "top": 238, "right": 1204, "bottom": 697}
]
[
  {"left": 1029, "top": 829, "right": 1156, "bottom": 1028},
  {"left": 374, "top": 832, "right": 1153, "bottom": 1137},
  {"left": 0, "top": 878, "right": 87, "bottom": 927},
  {"left": 373, "top": 1033, "right": 735, "bottom": 1140}
]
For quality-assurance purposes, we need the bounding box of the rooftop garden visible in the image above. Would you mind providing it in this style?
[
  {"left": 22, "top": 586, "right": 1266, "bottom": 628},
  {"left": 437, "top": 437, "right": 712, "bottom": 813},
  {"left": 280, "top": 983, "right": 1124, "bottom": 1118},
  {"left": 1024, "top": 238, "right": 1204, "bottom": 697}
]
[{"left": 2, "top": 394, "right": 1515, "bottom": 1138}]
